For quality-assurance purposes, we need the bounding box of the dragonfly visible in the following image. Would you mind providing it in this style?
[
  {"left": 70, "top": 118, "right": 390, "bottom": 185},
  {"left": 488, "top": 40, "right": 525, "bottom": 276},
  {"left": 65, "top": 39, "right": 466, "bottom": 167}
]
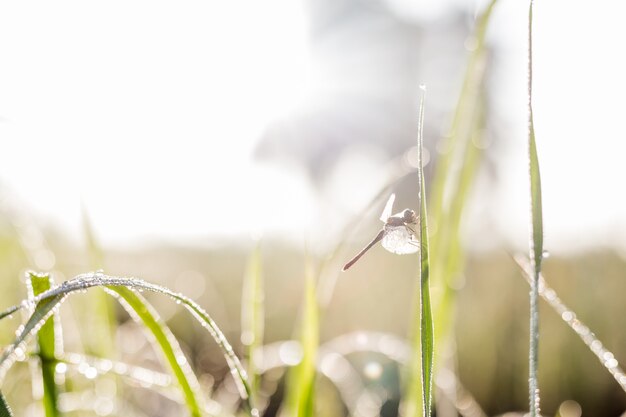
[{"left": 342, "top": 193, "right": 420, "bottom": 271}]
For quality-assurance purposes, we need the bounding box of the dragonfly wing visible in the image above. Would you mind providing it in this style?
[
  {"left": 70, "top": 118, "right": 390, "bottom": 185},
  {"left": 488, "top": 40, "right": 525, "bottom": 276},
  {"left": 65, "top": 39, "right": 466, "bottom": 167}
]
[
  {"left": 382, "top": 226, "right": 419, "bottom": 254},
  {"left": 380, "top": 193, "right": 396, "bottom": 222}
]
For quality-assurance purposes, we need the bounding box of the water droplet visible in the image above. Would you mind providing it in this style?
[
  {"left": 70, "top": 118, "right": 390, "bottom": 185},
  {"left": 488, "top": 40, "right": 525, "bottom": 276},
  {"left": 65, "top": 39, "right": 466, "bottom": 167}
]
[
  {"left": 85, "top": 366, "right": 98, "bottom": 379},
  {"left": 542, "top": 250, "right": 550, "bottom": 259},
  {"left": 55, "top": 362, "right": 68, "bottom": 374}
]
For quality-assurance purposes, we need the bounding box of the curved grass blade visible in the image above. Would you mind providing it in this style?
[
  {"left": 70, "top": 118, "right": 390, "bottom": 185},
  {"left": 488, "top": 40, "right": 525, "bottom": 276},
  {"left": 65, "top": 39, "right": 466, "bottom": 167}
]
[
  {"left": 27, "top": 272, "right": 62, "bottom": 417},
  {"left": 405, "top": 86, "right": 434, "bottom": 417},
  {"left": 108, "top": 286, "right": 204, "bottom": 417},
  {"left": 527, "top": 1, "right": 543, "bottom": 415},
  {"left": 0, "top": 391, "right": 13, "bottom": 417},
  {"left": 285, "top": 259, "right": 319, "bottom": 417},
  {"left": 0, "top": 291, "right": 66, "bottom": 382},
  {"left": 514, "top": 255, "right": 626, "bottom": 394},
  {"left": 0, "top": 273, "right": 258, "bottom": 416}
]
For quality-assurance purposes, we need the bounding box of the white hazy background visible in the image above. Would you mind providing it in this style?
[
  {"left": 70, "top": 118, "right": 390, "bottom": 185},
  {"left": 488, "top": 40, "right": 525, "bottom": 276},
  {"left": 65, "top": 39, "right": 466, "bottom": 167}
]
[{"left": 1, "top": 0, "right": 625, "bottom": 253}]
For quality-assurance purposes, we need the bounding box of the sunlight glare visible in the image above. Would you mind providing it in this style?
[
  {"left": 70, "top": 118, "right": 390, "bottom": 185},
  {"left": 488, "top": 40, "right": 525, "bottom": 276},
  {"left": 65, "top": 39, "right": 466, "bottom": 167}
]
[{"left": 0, "top": 0, "right": 316, "bottom": 246}]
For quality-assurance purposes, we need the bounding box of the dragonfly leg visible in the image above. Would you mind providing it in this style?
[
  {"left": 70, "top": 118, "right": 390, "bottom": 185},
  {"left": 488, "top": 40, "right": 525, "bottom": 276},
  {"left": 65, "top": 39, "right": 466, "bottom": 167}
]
[{"left": 405, "top": 225, "right": 417, "bottom": 236}]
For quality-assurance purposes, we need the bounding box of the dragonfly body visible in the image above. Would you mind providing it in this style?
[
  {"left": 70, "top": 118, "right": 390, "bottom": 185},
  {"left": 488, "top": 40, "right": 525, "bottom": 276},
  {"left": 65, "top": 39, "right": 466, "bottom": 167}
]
[{"left": 342, "top": 195, "right": 419, "bottom": 271}]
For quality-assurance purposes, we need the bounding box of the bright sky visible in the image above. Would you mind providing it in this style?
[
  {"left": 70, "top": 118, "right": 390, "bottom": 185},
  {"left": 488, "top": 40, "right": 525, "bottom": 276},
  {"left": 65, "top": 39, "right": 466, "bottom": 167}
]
[{"left": 1, "top": 0, "right": 625, "bottom": 254}]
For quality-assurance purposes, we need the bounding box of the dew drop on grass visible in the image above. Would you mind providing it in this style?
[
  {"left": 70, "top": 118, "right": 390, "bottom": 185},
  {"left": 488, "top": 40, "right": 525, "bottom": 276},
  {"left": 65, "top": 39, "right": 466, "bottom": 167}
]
[
  {"left": 13, "top": 346, "right": 26, "bottom": 361},
  {"left": 85, "top": 366, "right": 98, "bottom": 380},
  {"left": 55, "top": 362, "right": 68, "bottom": 374}
]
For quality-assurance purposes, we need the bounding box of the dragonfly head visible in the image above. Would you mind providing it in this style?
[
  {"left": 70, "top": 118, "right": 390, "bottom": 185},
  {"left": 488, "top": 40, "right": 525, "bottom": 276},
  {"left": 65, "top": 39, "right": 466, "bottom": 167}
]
[{"left": 402, "top": 209, "right": 417, "bottom": 223}]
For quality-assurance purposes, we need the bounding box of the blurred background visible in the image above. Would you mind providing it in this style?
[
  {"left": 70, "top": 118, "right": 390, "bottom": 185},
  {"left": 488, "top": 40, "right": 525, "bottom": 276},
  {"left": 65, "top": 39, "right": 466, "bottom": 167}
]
[{"left": 1, "top": 0, "right": 626, "bottom": 416}]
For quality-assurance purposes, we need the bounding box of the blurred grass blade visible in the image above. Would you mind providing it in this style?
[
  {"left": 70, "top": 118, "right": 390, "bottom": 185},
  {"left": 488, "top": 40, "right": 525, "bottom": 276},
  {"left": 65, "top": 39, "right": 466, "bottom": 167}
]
[
  {"left": 286, "top": 259, "right": 319, "bottom": 417},
  {"left": 80, "top": 204, "right": 116, "bottom": 357},
  {"left": 527, "top": 1, "right": 543, "bottom": 415},
  {"left": 405, "top": 87, "right": 434, "bottom": 417},
  {"left": 427, "top": 0, "right": 497, "bottom": 372},
  {"left": 109, "top": 286, "right": 204, "bottom": 417},
  {"left": 0, "top": 391, "right": 13, "bottom": 417},
  {"left": 429, "top": 0, "right": 498, "bottom": 225},
  {"left": 513, "top": 255, "right": 626, "bottom": 393},
  {"left": 241, "top": 244, "right": 264, "bottom": 401},
  {"left": 28, "top": 272, "right": 61, "bottom": 417}
]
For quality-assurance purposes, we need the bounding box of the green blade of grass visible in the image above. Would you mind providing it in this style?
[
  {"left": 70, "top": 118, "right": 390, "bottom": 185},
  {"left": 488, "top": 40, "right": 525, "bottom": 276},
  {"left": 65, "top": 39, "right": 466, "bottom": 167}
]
[
  {"left": 109, "top": 286, "right": 204, "bottom": 417},
  {"left": 0, "top": 391, "right": 13, "bottom": 417},
  {"left": 405, "top": 86, "right": 434, "bottom": 417},
  {"left": 241, "top": 244, "right": 264, "bottom": 401},
  {"left": 27, "top": 272, "right": 61, "bottom": 417},
  {"left": 285, "top": 259, "right": 319, "bottom": 417},
  {"left": 80, "top": 205, "right": 116, "bottom": 357},
  {"left": 527, "top": 1, "right": 543, "bottom": 415},
  {"left": 418, "top": 87, "right": 434, "bottom": 417}
]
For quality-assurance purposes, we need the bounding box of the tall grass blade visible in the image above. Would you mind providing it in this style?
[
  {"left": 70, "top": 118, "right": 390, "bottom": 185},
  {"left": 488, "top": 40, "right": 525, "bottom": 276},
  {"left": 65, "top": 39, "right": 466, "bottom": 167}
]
[
  {"left": 417, "top": 87, "right": 434, "bottom": 417},
  {"left": 80, "top": 205, "right": 116, "bottom": 357},
  {"left": 405, "top": 86, "right": 434, "bottom": 417},
  {"left": 241, "top": 244, "right": 264, "bottom": 401},
  {"left": 285, "top": 259, "right": 319, "bottom": 417},
  {"left": 0, "top": 274, "right": 257, "bottom": 416},
  {"left": 0, "top": 391, "right": 13, "bottom": 417},
  {"left": 514, "top": 255, "right": 626, "bottom": 394},
  {"left": 527, "top": 1, "right": 543, "bottom": 415},
  {"left": 109, "top": 286, "right": 204, "bottom": 417},
  {"left": 27, "top": 272, "right": 62, "bottom": 417}
]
